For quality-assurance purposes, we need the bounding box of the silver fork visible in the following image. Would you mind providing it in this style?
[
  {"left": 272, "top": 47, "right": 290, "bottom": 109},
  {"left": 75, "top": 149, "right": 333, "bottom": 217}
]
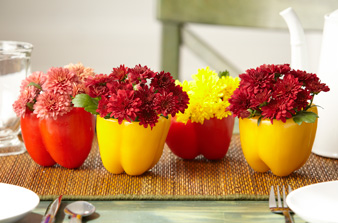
[{"left": 269, "top": 185, "right": 294, "bottom": 223}]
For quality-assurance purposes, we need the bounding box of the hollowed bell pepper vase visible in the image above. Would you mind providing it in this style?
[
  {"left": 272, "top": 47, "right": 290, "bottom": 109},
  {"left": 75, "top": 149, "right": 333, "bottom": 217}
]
[
  {"left": 97, "top": 116, "right": 171, "bottom": 176},
  {"left": 166, "top": 116, "right": 235, "bottom": 160},
  {"left": 228, "top": 64, "right": 330, "bottom": 176},
  {"left": 21, "top": 108, "right": 95, "bottom": 168},
  {"left": 13, "top": 64, "right": 97, "bottom": 168},
  {"left": 72, "top": 64, "right": 189, "bottom": 175},
  {"left": 167, "top": 67, "right": 239, "bottom": 160},
  {"left": 239, "top": 106, "right": 318, "bottom": 177}
]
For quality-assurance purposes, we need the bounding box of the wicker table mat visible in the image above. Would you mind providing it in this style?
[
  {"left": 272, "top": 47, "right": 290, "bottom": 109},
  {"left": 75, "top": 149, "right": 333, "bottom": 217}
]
[{"left": 0, "top": 135, "right": 337, "bottom": 200}]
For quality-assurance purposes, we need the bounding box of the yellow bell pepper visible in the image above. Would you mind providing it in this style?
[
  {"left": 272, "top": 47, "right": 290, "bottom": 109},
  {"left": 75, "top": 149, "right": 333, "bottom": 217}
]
[
  {"left": 96, "top": 116, "right": 171, "bottom": 176},
  {"left": 239, "top": 106, "right": 318, "bottom": 177}
]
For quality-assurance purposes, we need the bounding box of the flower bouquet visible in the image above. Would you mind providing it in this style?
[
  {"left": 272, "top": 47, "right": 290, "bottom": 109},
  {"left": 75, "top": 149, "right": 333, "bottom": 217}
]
[
  {"left": 73, "top": 64, "right": 189, "bottom": 175},
  {"left": 165, "top": 67, "right": 240, "bottom": 160},
  {"left": 13, "top": 63, "right": 96, "bottom": 168},
  {"left": 229, "top": 64, "right": 330, "bottom": 176}
]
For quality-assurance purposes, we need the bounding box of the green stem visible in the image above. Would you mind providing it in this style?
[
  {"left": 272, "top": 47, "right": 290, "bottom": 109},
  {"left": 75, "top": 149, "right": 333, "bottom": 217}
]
[{"left": 306, "top": 95, "right": 314, "bottom": 111}]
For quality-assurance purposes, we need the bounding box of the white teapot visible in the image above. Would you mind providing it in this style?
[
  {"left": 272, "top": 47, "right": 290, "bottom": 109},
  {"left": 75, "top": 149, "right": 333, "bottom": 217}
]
[{"left": 280, "top": 7, "right": 338, "bottom": 159}]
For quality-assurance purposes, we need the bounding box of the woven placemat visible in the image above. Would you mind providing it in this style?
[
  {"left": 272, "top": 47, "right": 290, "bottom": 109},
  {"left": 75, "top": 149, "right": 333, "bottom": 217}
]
[{"left": 0, "top": 135, "right": 337, "bottom": 201}]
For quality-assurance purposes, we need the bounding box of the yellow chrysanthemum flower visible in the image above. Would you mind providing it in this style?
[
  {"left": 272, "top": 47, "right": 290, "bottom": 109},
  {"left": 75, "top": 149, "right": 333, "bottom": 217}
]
[{"left": 175, "top": 67, "right": 239, "bottom": 124}]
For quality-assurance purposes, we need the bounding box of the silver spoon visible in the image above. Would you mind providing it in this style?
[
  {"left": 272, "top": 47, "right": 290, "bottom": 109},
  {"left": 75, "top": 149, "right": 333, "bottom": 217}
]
[{"left": 64, "top": 201, "right": 95, "bottom": 223}]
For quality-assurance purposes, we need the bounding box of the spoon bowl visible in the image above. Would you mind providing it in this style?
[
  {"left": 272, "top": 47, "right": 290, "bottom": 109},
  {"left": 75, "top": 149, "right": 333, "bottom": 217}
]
[{"left": 64, "top": 201, "right": 95, "bottom": 223}]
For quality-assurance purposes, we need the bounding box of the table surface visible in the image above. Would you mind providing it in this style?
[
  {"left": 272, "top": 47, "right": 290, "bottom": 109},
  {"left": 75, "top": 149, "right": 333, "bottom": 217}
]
[{"left": 17, "top": 200, "right": 306, "bottom": 223}]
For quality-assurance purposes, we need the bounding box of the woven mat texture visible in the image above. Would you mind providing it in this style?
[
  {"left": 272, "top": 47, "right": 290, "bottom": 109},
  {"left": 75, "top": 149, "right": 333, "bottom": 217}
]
[{"left": 0, "top": 135, "right": 337, "bottom": 201}]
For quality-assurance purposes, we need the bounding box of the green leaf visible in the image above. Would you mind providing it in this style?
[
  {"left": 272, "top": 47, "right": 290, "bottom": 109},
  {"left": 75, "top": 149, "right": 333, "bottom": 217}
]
[
  {"left": 72, "top": 94, "right": 99, "bottom": 115},
  {"left": 26, "top": 102, "right": 34, "bottom": 111},
  {"left": 27, "top": 82, "right": 42, "bottom": 90},
  {"left": 293, "top": 111, "right": 319, "bottom": 125},
  {"left": 218, "top": 70, "right": 230, "bottom": 78}
]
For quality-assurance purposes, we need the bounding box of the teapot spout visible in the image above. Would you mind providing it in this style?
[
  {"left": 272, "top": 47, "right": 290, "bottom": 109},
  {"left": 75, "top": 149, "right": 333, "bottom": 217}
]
[{"left": 280, "top": 7, "right": 309, "bottom": 71}]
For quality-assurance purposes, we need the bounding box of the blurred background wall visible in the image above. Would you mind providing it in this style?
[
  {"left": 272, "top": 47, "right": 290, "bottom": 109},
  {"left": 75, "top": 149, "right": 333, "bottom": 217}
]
[{"left": 0, "top": 0, "right": 323, "bottom": 80}]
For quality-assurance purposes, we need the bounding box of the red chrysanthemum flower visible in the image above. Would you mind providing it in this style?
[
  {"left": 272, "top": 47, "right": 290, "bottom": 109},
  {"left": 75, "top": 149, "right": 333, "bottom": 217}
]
[
  {"left": 127, "top": 64, "right": 156, "bottom": 85},
  {"left": 107, "top": 81, "right": 133, "bottom": 95},
  {"left": 137, "top": 106, "right": 159, "bottom": 129},
  {"left": 107, "top": 89, "right": 142, "bottom": 124},
  {"left": 239, "top": 66, "right": 276, "bottom": 94},
  {"left": 85, "top": 74, "right": 112, "bottom": 98},
  {"left": 290, "top": 69, "right": 330, "bottom": 94},
  {"left": 153, "top": 91, "right": 177, "bottom": 117},
  {"left": 72, "top": 64, "right": 189, "bottom": 128},
  {"left": 272, "top": 74, "right": 302, "bottom": 101},
  {"left": 109, "top": 64, "right": 128, "bottom": 81},
  {"left": 150, "top": 71, "right": 175, "bottom": 93},
  {"left": 229, "top": 63, "right": 329, "bottom": 123},
  {"left": 170, "top": 85, "right": 189, "bottom": 114},
  {"left": 305, "top": 77, "right": 330, "bottom": 94},
  {"left": 96, "top": 96, "right": 110, "bottom": 118},
  {"left": 294, "top": 89, "right": 313, "bottom": 111},
  {"left": 134, "top": 85, "right": 156, "bottom": 106},
  {"left": 261, "top": 98, "right": 295, "bottom": 123},
  {"left": 249, "top": 88, "right": 271, "bottom": 108},
  {"left": 228, "top": 88, "right": 252, "bottom": 118},
  {"left": 33, "top": 92, "right": 72, "bottom": 120},
  {"left": 43, "top": 67, "right": 79, "bottom": 95}
]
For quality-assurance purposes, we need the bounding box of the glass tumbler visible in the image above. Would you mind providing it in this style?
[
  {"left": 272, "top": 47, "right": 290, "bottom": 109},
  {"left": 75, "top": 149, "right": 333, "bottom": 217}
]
[{"left": 0, "top": 41, "right": 33, "bottom": 156}]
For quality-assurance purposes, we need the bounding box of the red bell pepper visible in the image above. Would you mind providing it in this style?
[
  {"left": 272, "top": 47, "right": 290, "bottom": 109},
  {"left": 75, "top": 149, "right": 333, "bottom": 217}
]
[
  {"left": 21, "top": 110, "right": 56, "bottom": 166},
  {"left": 166, "top": 116, "right": 235, "bottom": 160},
  {"left": 21, "top": 108, "right": 95, "bottom": 168}
]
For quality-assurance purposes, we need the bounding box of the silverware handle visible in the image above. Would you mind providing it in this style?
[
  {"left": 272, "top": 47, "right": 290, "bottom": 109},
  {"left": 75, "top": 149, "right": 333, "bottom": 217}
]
[
  {"left": 41, "top": 215, "right": 54, "bottom": 223},
  {"left": 283, "top": 210, "right": 294, "bottom": 223}
]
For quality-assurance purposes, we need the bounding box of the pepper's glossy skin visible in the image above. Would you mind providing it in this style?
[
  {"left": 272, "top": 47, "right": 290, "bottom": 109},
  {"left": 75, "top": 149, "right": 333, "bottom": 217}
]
[
  {"left": 21, "top": 108, "right": 95, "bottom": 168},
  {"left": 239, "top": 107, "right": 318, "bottom": 177},
  {"left": 166, "top": 116, "right": 235, "bottom": 160},
  {"left": 21, "top": 110, "right": 56, "bottom": 166},
  {"left": 96, "top": 116, "right": 171, "bottom": 176}
]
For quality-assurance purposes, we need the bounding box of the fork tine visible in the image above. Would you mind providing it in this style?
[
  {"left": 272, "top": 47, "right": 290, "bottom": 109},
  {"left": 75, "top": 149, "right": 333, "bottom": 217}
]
[
  {"left": 269, "top": 186, "right": 276, "bottom": 208},
  {"left": 277, "top": 185, "right": 282, "bottom": 208},
  {"left": 288, "top": 185, "right": 292, "bottom": 193},
  {"left": 283, "top": 185, "right": 287, "bottom": 208}
]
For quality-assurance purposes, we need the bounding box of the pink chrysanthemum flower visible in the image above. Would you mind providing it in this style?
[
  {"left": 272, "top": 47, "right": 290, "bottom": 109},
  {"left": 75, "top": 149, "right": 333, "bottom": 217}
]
[
  {"left": 72, "top": 83, "right": 88, "bottom": 97},
  {"left": 13, "top": 63, "right": 95, "bottom": 119},
  {"left": 33, "top": 92, "right": 73, "bottom": 120},
  {"left": 43, "top": 67, "right": 79, "bottom": 95},
  {"left": 65, "top": 62, "right": 95, "bottom": 82},
  {"left": 20, "top": 71, "right": 46, "bottom": 92},
  {"left": 13, "top": 86, "right": 38, "bottom": 117}
]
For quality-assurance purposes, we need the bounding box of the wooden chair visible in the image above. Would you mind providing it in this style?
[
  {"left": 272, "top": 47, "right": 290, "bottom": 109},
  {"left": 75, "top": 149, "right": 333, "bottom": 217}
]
[{"left": 157, "top": 0, "right": 338, "bottom": 79}]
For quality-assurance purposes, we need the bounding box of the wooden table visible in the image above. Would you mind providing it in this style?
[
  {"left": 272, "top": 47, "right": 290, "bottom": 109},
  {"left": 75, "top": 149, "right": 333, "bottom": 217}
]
[{"left": 18, "top": 200, "right": 306, "bottom": 223}]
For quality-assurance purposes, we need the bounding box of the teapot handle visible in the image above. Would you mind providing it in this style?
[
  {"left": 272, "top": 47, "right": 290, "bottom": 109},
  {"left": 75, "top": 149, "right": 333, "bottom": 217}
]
[{"left": 280, "top": 7, "right": 309, "bottom": 71}]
